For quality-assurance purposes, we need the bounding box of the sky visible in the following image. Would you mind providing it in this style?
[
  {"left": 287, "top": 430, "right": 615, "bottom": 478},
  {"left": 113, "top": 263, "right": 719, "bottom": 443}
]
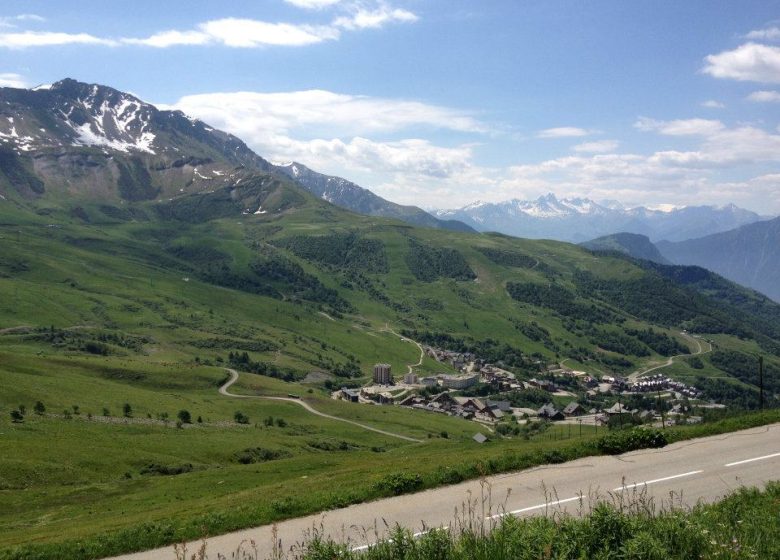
[{"left": 1, "top": 0, "right": 780, "bottom": 213}]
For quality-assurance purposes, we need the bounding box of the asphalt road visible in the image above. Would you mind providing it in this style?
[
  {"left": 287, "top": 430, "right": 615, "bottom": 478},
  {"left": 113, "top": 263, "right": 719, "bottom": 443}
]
[{"left": 105, "top": 422, "right": 779, "bottom": 560}]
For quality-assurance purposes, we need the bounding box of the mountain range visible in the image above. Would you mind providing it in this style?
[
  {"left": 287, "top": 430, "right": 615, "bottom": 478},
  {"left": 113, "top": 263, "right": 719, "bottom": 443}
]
[{"left": 433, "top": 194, "right": 768, "bottom": 243}]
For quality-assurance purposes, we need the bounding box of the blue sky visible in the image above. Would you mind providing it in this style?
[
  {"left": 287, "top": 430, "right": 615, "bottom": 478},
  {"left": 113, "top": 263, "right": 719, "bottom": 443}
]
[{"left": 2, "top": 0, "right": 780, "bottom": 212}]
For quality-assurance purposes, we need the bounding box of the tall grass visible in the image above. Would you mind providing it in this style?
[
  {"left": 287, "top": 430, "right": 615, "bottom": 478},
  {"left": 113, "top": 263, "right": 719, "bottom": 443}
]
[{"left": 169, "top": 481, "right": 780, "bottom": 560}]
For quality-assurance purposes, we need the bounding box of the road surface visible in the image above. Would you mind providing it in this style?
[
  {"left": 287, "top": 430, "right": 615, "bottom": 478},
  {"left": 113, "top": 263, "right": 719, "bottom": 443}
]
[
  {"left": 219, "top": 369, "right": 422, "bottom": 442},
  {"left": 105, "top": 422, "right": 780, "bottom": 560},
  {"left": 628, "top": 332, "right": 712, "bottom": 382}
]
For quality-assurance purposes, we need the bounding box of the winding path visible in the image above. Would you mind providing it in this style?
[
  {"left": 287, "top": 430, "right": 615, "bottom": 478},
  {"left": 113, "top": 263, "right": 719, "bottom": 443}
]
[
  {"left": 381, "top": 324, "right": 425, "bottom": 375},
  {"left": 219, "top": 369, "right": 422, "bottom": 443},
  {"left": 628, "top": 332, "right": 712, "bottom": 382}
]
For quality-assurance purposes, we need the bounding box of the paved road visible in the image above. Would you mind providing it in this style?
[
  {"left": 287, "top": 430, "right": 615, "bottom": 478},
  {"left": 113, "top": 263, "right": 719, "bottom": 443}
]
[
  {"left": 628, "top": 332, "right": 712, "bottom": 382},
  {"left": 220, "top": 369, "right": 422, "bottom": 443},
  {"left": 105, "top": 422, "right": 780, "bottom": 560}
]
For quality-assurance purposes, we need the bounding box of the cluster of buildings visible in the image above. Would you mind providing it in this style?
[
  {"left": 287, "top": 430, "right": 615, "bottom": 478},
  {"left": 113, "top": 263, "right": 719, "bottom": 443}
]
[
  {"left": 420, "top": 372, "right": 480, "bottom": 390},
  {"left": 628, "top": 374, "right": 701, "bottom": 398},
  {"left": 398, "top": 392, "right": 512, "bottom": 422},
  {"left": 335, "top": 347, "right": 711, "bottom": 429}
]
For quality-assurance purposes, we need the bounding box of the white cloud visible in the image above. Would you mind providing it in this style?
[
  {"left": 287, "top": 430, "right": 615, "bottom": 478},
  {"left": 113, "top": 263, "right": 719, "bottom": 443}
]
[
  {"left": 124, "top": 19, "right": 340, "bottom": 48},
  {"left": 0, "top": 14, "right": 45, "bottom": 28},
  {"left": 747, "top": 90, "right": 780, "bottom": 102},
  {"left": 122, "top": 30, "right": 211, "bottom": 48},
  {"left": 0, "top": 72, "right": 27, "bottom": 88},
  {"left": 635, "top": 117, "right": 724, "bottom": 136},
  {"left": 537, "top": 127, "right": 591, "bottom": 138},
  {"left": 285, "top": 0, "right": 342, "bottom": 8},
  {"left": 334, "top": 6, "right": 418, "bottom": 30},
  {"left": 572, "top": 140, "right": 619, "bottom": 153},
  {"left": 200, "top": 18, "right": 338, "bottom": 47},
  {"left": 701, "top": 99, "right": 725, "bottom": 109},
  {"left": 703, "top": 42, "right": 780, "bottom": 83},
  {"left": 163, "top": 88, "right": 482, "bottom": 182},
  {"left": 1, "top": 3, "right": 418, "bottom": 49},
  {"left": 283, "top": 136, "right": 473, "bottom": 179},
  {"left": 166, "top": 89, "right": 486, "bottom": 136},
  {"left": 746, "top": 26, "right": 780, "bottom": 41},
  {"left": 0, "top": 30, "right": 116, "bottom": 48}
]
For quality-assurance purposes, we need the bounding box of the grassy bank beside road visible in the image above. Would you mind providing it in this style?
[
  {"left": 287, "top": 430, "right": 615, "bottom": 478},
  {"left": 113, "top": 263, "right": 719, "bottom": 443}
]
[
  {"left": 2, "top": 407, "right": 778, "bottom": 560},
  {"left": 297, "top": 481, "right": 780, "bottom": 560}
]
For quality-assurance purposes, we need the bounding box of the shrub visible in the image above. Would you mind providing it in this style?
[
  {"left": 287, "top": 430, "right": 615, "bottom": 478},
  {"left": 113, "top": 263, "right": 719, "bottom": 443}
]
[
  {"left": 234, "top": 411, "right": 249, "bottom": 424},
  {"left": 374, "top": 472, "right": 423, "bottom": 496},
  {"left": 33, "top": 401, "right": 45, "bottom": 415},
  {"left": 234, "top": 447, "right": 291, "bottom": 464},
  {"left": 140, "top": 463, "right": 193, "bottom": 476},
  {"left": 596, "top": 427, "right": 668, "bottom": 455},
  {"left": 177, "top": 409, "right": 192, "bottom": 424},
  {"left": 10, "top": 409, "right": 24, "bottom": 423},
  {"left": 122, "top": 403, "right": 133, "bottom": 418}
]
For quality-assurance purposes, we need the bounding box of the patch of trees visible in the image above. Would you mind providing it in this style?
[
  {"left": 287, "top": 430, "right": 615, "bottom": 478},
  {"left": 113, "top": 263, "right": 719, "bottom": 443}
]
[
  {"left": 475, "top": 247, "right": 537, "bottom": 269},
  {"left": 696, "top": 376, "right": 761, "bottom": 409},
  {"left": 201, "top": 253, "right": 352, "bottom": 313},
  {"left": 511, "top": 319, "right": 559, "bottom": 352},
  {"left": 643, "top": 261, "right": 780, "bottom": 341},
  {"left": 273, "top": 232, "right": 388, "bottom": 274},
  {"left": 189, "top": 337, "right": 278, "bottom": 353},
  {"left": 505, "top": 388, "right": 552, "bottom": 408},
  {"left": 341, "top": 270, "right": 411, "bottom": 313},
  {"left": 251, "top": 255, "right": 352, "bottom": 312},
  {"left": 507, "top": 281, "right": 616, "bottom": 324},
  {"left": 573, "top": 270, "right": 759, "bottom": 345},
  {"left": 709, "top": 350, "right": 780, "bottom": 394},
  {"left": 166, "top": 244, "right": 231, "bottom": 267},
  {"left": 405, "top": 239, "right": 476, "bottom": 282},
  {"left": 27, "top": 327, "right": 151, "bottom": 354},
  {"left": 624, "top": 328, "right": 689, "bottom": 356},
  {"left": 590, "top": 329, "right": 650, "bottom": 357},
  {"left": 228, "top": 351, "right": 299, "bottom": 382}
]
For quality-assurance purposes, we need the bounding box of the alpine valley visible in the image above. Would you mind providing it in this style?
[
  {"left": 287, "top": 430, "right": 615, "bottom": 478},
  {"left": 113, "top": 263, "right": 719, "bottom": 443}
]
[{"left": 1, "top": 79, "right": 779, "bottom": 559}]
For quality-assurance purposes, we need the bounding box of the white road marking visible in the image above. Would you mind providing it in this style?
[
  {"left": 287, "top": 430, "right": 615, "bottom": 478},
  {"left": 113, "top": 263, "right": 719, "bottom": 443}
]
[
  {"left": 487, "top": 496, "right": 582, "bottom": 520},
  {"left": 613, "top": 470, "right": 703, "bottom": 492},
  {"left": 725, "top": 452, "right": 780, "bottom": 467}
]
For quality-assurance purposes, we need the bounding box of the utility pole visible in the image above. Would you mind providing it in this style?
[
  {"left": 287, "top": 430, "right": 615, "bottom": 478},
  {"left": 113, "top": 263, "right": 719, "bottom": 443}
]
[
  {"left": 759, "top": 356, "right": 764, "bottom": 410},
  {"left": 657, "top": 389, "right": 666, "bottom": 429}
]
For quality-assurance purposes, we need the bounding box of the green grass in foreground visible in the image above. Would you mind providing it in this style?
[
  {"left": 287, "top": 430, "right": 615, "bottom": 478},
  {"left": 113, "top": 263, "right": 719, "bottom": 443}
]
[
  {"left": 297, "top": 481, "right": 780, "bottom": 560},
  {"left": 1, "top": 410, "right": 778, "bottom": 560}
]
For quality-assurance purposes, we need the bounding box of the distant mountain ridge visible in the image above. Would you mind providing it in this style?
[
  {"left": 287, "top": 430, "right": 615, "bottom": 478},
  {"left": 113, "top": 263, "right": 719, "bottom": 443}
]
[
  {"left": 581, "top": 232, "right": 670, "bottom": 264},
  {"left": 274, "top": 161, "right": 474, "bottom": 233},
  {"left": 657, "top": 217, "right": 780, "bottom": 303},
  {"left": 434, "top": 193, "right": 767, "bottom": 242}
]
